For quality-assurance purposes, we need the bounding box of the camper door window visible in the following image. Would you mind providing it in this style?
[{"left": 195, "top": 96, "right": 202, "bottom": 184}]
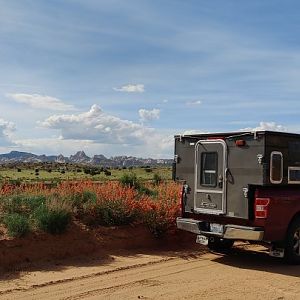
[
  {"left": 270, "top": 151, "right": 283, "bottom": 184},
  {"left": 200, "top": 152, "right": 218, "bottom": 187}
]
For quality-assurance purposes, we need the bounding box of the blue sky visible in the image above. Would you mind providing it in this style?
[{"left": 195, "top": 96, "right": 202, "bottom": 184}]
[{"left": 1, "top": 0, "right": 300, "bottom": 157}]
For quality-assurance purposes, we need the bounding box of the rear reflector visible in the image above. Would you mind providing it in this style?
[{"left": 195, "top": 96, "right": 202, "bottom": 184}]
[
  {"left": 235, "top": 139, "right": 246, "bottom": 147},
  {"left": 255, "top": 198, "right": 270, "bottom": 219},
  {"left": 179, "top": 187, "right": 184, "bottom": 215}
]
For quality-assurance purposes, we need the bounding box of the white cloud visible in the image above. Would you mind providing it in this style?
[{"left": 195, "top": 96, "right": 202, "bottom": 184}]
[
  {"left": 0, "top": 119, "right": 15, "bottom": 136},
  {"left": 138, "top": 108, "right": 160, "bottom": 122},
  {"left": 37, "top": 105, "right": 173, "bottom": 157},
  {"left": 241, "top": 121, "right": 287, "bottom": 132},
  {"left": 7, "top": 93, "right": 76, "bottom": 111},
  {"left": 162, "top": 99, "right": 168, "bottom": 103},
  {"left": 0, "top": 118, "right": 16, "bottom": 146},
  {"left": 113, "top": 84, "right": 144, "bottom": 93},
  {"left": 186, "top": 100, "right": 202, "bottom": 106},
  {"left": 41, "top": 104, "right": 154, "bottom": 145},
  {"left": 13, "top": 138, "right": 95, "bottom": 156}
]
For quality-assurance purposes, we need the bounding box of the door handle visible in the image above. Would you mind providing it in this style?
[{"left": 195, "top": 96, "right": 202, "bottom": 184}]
[{"left": 218, "top": 175, "right": 223, "bottom": 188}]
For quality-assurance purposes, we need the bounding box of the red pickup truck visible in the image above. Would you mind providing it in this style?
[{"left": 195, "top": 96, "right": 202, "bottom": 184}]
[{"left": 175, "top": 131, "right": 300, "bottom": 263}]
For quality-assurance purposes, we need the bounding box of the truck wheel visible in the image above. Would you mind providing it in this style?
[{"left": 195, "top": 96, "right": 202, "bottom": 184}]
[
  {"left": 285, "top": 218, "right": 300, "bottom": 264},
  {"left": 208, "top": 237, "right": 234, "bottom": 252}
]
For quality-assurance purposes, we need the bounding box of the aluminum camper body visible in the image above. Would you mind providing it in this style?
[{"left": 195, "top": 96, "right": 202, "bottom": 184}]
[{"left": 175, "top": 131, "right": 300, "bottom": 263}]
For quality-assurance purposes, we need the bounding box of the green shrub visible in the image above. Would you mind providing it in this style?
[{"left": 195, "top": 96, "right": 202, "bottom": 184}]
[
  {"left": 25, "top": 195, "right": 47, "bottom": 212},
  {"left": 83, "top": 168, "right": 91, "bottom": 174},
  {"left": 70, "top": 190, "right": 97, "bottom": 208},
  {"left": 119, "top": 172, "right": 157, "bottom": 196},
  {"left": 153, "top": 173, "right": 162, "bottom": 185},
  {"left": 142, "top": 209, "right": 170, "bottom": 237},
  {"left": 8, "top": 179, "right": 22, "bottom": 186},
  {"left": 119, "top": 172, "right": 140, "bottom": 189},
  {"left": 1, "top": 195, "right": 47, "bottom": 215},
  {"left": 1, "top": 195, "right": 24, "bottom": 214},
  {"left": 83, "top": 200, "right": 135, "bottom": 226},
  {"left": 34, "top": 198, "right": 72, "bottom": 234},
  {"left": 137, "top": 185, "right": 158, "bottom": 197},
  {"left": 4, "top": 213, "right": 30, "bottom": 238},
  {"left": 35, "top": 207, "right": 71, "bottom": 234}
]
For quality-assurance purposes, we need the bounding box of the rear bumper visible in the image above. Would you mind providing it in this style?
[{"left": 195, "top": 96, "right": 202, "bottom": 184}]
[{"left": 176, "top": 217, "right": 264, "bottom": 241}]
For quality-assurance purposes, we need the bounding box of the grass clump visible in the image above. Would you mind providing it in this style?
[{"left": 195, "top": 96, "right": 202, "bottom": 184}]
[
  {"left": 4, "top": 213, "right": 30, "bottom": 238},
  {"left": 34, "top": 198, "right": 71, "bottom": 234},
  {"left": 1, "top": 195, "right": 46, "bottom": 215},
  {"left": 25, "top": 195, "right": 47, "bottom": 211},
  {"left": 35, "top": 207, "right": 71, "bottom": 234}
]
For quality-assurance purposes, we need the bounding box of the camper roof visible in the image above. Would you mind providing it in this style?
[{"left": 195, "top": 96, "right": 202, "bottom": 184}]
[{"left": 174, "top": 130, "right": 300, "bottom": 139}]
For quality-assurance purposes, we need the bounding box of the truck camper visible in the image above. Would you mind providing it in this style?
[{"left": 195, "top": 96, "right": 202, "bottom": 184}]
[{"left": 175, "top": 130, "right": 300, "bottom": 263}]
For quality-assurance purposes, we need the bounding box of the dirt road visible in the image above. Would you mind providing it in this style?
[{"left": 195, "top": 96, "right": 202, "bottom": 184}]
[{"left": 1, "top": 243, "right": 300, "bottom": 300}]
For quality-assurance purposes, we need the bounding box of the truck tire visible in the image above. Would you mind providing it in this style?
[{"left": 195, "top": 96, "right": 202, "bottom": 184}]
[
  {"left": 285, "top": 217, "right": 300, "bottom": 264},
  {"left": 208, "top": 237, "right": 234, "bottom": 252}
]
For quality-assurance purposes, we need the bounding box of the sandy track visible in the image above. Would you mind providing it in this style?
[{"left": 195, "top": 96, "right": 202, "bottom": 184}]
[{"left": 1, "top": 244, "right": 300, "bottom": 300}]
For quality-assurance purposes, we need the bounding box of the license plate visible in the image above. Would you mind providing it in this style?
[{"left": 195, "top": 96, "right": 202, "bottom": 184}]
[
  {"left": 210, "top": 223, "right": 224, "bottom": 234},
  {"left": 196, "top": 235, "right": 208, "bottom": 245},
  {"left": 269, "top": 247, "right": 284, "bottom": 258}
]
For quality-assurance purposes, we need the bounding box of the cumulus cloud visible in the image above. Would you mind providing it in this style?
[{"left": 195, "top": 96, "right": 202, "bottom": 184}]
[
  {"left": 241, "top": 121, "right": 287, "bottom": 132},
  {"left": 7, "top": 93, "right": 76, "bottom": 111},
  {"left": 37, "top": 105, "right": 174, "bottom": 156},
  {"left": 113, "top": 84, "right": 144, "bottom": 93},
  {"left": 186, "top": 100, "right": 202, "bottom": 106},
  {"left": 138, "top": 108, "right": 160, "bottom": 122},
  {"left": 0, "top": 118, "right": 16, "bottom": 145},
  {"left": 41, "top": 104, "right": 157, "bottom": 145}
]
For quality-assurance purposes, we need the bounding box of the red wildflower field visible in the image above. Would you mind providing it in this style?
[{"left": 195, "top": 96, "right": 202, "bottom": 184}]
[{"left": 0, "top": 180, "right": 182, "bottom": 238}]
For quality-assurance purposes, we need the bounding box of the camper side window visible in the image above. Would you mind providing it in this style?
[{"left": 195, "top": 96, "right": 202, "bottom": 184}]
[
  {"left": 270, "top": 151, "right": 283, "bottom": 184},
  {"left": 201, "top": 152, "right": 217, "bottom": 187},
  {"left": 288, "top": 167, "right": 300, "bottom": 184}
]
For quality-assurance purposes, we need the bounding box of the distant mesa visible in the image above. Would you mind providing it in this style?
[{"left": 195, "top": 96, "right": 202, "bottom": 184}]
[{"left": 0, "top": 151, "right": 172, "bottom": 167}]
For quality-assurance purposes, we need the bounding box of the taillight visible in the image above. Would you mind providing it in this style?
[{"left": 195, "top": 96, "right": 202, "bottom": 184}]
[{"left": 255, "top": 198, "right": 270, "bottom": 219}]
